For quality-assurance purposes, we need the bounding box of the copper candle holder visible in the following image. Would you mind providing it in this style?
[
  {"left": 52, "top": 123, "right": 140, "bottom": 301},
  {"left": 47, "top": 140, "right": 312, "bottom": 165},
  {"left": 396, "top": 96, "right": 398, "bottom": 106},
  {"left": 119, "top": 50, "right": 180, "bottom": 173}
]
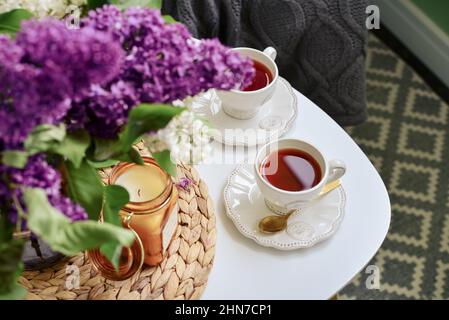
[{"left": 89, "top": 157, "right": 178, "bottom": 280}]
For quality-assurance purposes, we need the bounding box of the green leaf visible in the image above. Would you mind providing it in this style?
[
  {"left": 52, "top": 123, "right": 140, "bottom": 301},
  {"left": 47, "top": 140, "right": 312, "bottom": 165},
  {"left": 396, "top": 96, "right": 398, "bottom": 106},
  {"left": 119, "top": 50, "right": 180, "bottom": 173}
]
[
  {"left": 0, "top": 213, "right": 14, "bottom": 243},
  {"left": 0, "top": 9, "right": 33, "bottom": 36},
  {"left": 90, "top": 138, "right": 143, "bottom": 165},
  {"left": 99, "top": 242, "right": 123, "bottom": 271},
  {"left": 147, "top": 0, "right": 162, "bottom": 8},
  {"left": 91, "top": 138, "right": 118, "bottom": 162},
  {"left": 24, "top": 124, "right": 66, "bottom": 155},
  {"left": 89, "top": 104, "right": 183, "bottom": 165},
  {"left": 153, "top": 150, "right": 176, "bottom": 177},
  {"left": 53, "top": 130, "right": 90, "bottom": 168},
  {"left": 24, "top": 125, "right": 90, "bottom": 169},
  {"left": 88, "top": 159, "right": 120, "bottom": 169},
  {"left": 87, "top": 0, "right": 110, "bottom": 10},
  {"left": 0, "top": 284, "right": 27, "bottom": 300},
  {"left": 110, "top": 0, "right": 162, "bottom": 10},
  {"left": 24, "top": 188, "right": 134, "bottom": 256},
  {"left": 117, "top": 103, "right": 184, "bottom": 154},
  {"left": 163, "top": 15, "right": 177, "bottom": 24},
  {"left": 103, "top": 185, "right": 129, "bottom": 228},
  {"left": 115, "top": 148, "right": 144, "bottom": 165},
  {"left": 62, "top": 159, "right": 104, "bottom": 220},
  {"left": 0, "top": 240, "right": 26, "bottom": 300},
  {"left": 100, "top": 185, "right": 130, "bottom": 270},
  {"left": 1, "top": 151, "right": 28, "bottom": 169}
]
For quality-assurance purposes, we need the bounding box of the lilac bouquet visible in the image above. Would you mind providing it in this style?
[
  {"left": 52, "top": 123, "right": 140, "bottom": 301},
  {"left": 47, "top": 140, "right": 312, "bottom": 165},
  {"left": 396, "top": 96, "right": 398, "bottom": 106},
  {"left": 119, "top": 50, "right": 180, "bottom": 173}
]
[
  {"left": 0, "top": 19, "right": 123, "bottom": 223},
  {"left": 0, "top": 4, "right": 254, "bottom": 299},
  {"left": 72, "top": 5, "right": 253, "bottom": 138}
]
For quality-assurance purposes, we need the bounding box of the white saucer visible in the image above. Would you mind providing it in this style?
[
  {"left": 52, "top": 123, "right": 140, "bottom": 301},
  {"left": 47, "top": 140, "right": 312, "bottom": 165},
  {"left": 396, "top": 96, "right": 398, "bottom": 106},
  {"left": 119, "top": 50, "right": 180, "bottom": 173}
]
[
  {"left": 190, "top": 77, "right": 298, "bottom": 146},
  {"left": 223, "top": 164, "right": 346, "bottom": 250}
]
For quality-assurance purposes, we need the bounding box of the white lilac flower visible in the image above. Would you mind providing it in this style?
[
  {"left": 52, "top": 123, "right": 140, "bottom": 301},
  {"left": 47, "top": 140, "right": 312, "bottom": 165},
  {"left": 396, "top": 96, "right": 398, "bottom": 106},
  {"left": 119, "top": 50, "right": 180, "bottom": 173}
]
[
  {"left": 144, "top": 111, "right": 212, "bottom": 165},
  {"left": 0, "top": 0, "right": 86, "bottom": 18}
]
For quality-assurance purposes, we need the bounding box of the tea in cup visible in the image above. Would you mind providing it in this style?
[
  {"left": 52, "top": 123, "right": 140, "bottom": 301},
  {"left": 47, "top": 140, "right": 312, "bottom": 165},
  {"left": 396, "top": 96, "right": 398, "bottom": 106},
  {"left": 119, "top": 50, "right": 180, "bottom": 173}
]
[
  {"left": 216, "top": 47, "right": 278, "bottom": 120},
  {"left": 255, "top": 139, "right": 346, "bottom": 214}
]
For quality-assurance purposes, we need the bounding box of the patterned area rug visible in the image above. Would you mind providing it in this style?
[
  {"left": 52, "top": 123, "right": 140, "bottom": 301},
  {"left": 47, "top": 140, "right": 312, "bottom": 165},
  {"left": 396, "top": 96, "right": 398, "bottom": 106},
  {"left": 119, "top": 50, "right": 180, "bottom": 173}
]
[{"left": 340, "top": 33, "right": 449, "bottom": 300}]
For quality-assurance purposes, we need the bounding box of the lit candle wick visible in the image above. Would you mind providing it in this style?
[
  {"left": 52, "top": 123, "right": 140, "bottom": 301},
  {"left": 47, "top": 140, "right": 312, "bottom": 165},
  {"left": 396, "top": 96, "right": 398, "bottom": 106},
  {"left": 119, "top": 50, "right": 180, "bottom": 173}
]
[{"left": 114, "top": 164, "right": 167, "bottom": 202}]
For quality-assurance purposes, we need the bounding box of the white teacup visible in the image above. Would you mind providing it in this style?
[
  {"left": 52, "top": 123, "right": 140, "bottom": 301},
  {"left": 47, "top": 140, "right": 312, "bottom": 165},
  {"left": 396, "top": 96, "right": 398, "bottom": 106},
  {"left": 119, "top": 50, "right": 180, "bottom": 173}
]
[
  {"left": 216, "top": 47, "right": 279, "bottom": 120},
  {"left": 254, "top": 139, "right": 346, "bottom": 214}
]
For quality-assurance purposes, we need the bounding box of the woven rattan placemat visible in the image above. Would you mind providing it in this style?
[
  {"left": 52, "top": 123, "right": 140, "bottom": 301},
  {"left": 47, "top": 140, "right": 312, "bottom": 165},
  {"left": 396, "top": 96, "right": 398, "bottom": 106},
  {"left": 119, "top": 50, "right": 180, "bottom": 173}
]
[{"left": 19, "top": 144, "right": 216, "bottom": 300}]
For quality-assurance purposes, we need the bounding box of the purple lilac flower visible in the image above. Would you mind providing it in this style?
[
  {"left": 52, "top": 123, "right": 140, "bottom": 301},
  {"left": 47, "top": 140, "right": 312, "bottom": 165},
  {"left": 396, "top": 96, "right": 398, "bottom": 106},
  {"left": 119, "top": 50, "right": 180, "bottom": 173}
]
[
  {"left": 69, "top": 81, "right": 139, "bottom": 138},
  {"left": 0, "top": 20, "right": 124, "bottom": 149},
  {"left": 6, "top": 155, "right": 87, "bottom": 222},
  {"left": 9, "top": 155, "right": 61, "bottom": 197},
  {"left": 49, "top": 196, "right": 87, "bottom": 222},
  {"left": 0, "top": 36, "right": 29, "bottom": 149},
  {"left": 81, "top": 5, "right": 130, "bottom": 43},
  {"left": 0, "top": 36, "right": 23, "bottom": 61},
  {"left": 16, "top": 19, "right": 124, "bottom": 99},
  {"left": 74, "top": 5, "right": 255, "bottom": 138},
  {"left": 176, "top": 177, "right": 192, "bottom": 191},
  {"left": 195, "top": 39, "right": 254, "bottom": 91}
]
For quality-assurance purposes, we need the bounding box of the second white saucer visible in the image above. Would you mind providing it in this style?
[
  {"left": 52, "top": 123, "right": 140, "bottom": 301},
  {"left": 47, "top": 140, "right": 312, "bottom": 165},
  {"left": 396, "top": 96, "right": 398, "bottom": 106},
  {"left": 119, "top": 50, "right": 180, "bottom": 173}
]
[{"left": 190, "top": 77, "right": 298, "bottom": 147}]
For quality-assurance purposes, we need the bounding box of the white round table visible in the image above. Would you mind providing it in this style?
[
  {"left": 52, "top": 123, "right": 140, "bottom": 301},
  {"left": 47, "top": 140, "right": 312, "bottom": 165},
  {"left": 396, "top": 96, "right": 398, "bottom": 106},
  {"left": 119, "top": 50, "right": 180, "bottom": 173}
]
[{"left": 196, "top": 89, "right": 391, "bottom": 300}]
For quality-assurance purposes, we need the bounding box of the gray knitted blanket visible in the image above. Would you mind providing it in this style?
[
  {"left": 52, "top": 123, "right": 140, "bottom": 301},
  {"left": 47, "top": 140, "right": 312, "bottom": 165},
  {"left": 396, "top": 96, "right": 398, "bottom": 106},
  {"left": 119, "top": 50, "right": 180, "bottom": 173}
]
[{"left": 162, "top": 0, "right": 367, "bottom": 125}]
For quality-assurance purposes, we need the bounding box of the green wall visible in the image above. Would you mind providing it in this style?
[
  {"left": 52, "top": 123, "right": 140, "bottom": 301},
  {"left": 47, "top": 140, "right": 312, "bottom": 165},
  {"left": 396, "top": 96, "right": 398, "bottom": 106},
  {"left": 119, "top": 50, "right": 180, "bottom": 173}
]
[{"left": 411, "top": 0, "right": 449, "bottom": 36}]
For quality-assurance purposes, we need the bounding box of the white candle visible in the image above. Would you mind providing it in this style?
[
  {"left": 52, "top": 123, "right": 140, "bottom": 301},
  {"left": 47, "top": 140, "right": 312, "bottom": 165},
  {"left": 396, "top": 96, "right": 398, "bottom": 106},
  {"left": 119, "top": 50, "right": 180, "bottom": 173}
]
[{"left": 114, "top": 164, "right": 167, "bottom": 202}]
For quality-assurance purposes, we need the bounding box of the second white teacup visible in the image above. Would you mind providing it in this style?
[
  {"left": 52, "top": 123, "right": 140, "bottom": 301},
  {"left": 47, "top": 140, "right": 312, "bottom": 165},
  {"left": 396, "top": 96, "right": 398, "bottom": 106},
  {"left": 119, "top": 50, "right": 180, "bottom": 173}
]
[
  {"left": 254, "top": 139, "right": 346, "bottom": 215},
  {"left": 216, "top": 47, "right": 279, "bottom": 120}
]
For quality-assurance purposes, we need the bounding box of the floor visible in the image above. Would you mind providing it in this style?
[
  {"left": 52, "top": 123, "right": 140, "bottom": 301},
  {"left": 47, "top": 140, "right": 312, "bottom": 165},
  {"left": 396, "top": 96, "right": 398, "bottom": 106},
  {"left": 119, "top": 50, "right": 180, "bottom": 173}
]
[{"left": 340, "top": 33, "right": 449, "bottom": 299}]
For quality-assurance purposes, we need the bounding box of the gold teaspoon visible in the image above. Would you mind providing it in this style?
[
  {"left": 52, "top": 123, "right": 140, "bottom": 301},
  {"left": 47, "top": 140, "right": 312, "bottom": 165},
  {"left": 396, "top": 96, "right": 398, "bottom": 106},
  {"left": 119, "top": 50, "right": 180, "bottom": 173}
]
[{"left": 258, "top": 180, "right": 341, "bottom": 234}]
